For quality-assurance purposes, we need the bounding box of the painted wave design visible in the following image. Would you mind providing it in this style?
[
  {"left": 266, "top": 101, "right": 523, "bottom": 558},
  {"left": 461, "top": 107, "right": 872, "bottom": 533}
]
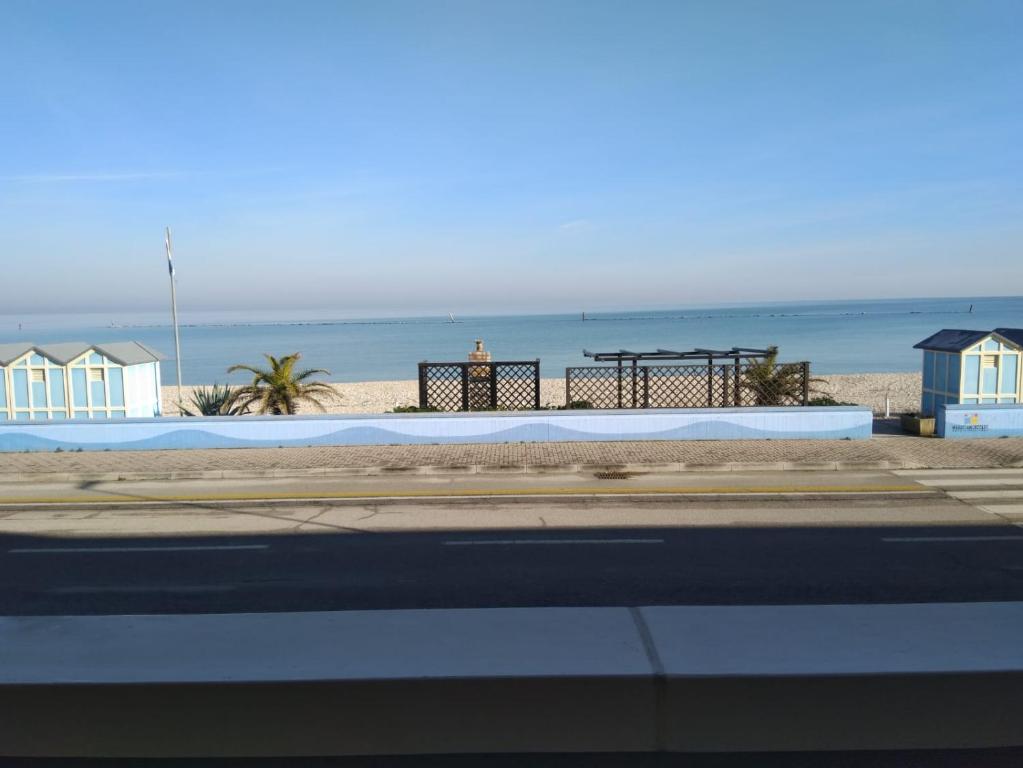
[{"left": 0, "top": 418, "right": 868, "bottom": 452}]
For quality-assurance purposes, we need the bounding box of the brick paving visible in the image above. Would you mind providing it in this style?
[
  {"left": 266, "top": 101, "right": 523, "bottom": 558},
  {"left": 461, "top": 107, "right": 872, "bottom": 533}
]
[{"left": 1, "top": 434, "right": 1021, "bottom": 477}]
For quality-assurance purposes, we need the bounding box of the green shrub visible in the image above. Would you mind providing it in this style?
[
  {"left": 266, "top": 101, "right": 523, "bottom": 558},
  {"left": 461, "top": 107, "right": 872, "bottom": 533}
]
[
  {"left": 183, "top": 383, "right": 247, "bottom": 416},
  {"left": 808, "top": 395, "right": 857, "bottom": 407}
]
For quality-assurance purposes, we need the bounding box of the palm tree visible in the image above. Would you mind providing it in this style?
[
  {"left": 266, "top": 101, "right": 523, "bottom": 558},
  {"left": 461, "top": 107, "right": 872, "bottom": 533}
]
[
  {"left": 741, "top": 346, "right": 818, "bottom": 406},
  {"left": 227, "top": 353, "right": 336, "bottom": 415},
  {"left": 182, "top": 383, "right": 247, "bottom": 416}
]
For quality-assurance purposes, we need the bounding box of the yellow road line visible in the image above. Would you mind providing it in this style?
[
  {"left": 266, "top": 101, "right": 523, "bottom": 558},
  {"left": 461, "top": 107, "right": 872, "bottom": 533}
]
[{"left": 0, "top": 484, "right": 928, "bottom": 504}]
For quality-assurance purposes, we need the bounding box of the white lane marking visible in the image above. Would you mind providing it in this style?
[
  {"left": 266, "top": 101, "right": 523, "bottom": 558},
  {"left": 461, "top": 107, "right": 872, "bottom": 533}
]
[
  {"left": 8, "top": 544, "right": 269, "bottom": 554},
  {"left": 978, "top": 504, "right": 1023, "bottom": 516},
  {"left": 894, "top": 469, "right": 1023, "bottom": 476},
  {"left": 48, "top": 585, "right": 238, "bottom": 595},
  {"left": 950, "top": 490, "right": 1023, "bottom": 500},
  {"left": 909, "top": 478, "right": 1023, "bottom": 488},
  {"left": 882, "top": 535, "right": 1023, "bottom": 543},
  {"left": 443, "top": 538, "right": 664, "bottom": 546}
]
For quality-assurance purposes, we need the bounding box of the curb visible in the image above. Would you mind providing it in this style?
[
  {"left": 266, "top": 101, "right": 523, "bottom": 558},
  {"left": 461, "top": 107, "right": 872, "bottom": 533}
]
[{"left": 0, "top": 460, "right": 915, "bottom": 485}]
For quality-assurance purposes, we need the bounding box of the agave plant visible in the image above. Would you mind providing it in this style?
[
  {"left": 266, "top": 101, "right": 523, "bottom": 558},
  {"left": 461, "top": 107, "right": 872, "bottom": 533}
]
[
  {"left": 741, "top": 346, "right": 820, "bottom": 406},
  {"left": 227, "top": 353, "right": 336, "bottom": 415},
  {"left": 182, "top": 383, "right": 246, "bottom": 416}
]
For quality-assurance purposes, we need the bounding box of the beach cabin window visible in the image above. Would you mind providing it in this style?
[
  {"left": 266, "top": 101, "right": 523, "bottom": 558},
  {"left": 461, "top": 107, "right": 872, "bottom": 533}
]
[
  {"left": 30, "top": 369, "right": 46, "bottom": 407},
  {"left": 108, "top": 368, "right": 124, "bottom": 408},
  {"left": 0, "top": 371, "right": 7, "bottom": 418},
  {"left": 1002, "top": 352, "right": 1019, "bottom": 402},
  {"left": 89, "top": 368, "right": 106, "bottom": 407},
  {"left": 12, "top": 369, "right": 29, "bottom": 408},
  {"left": 49, "top": 369, "right": 66, "bottom": 408},
  {"left": 72, "top": 368, "right": 88, "bottom": 407},
  {"left": 982, "top": 361, "right": 998, "bottom": 395},
  {"left": 963, "top": 355, "right": 980, "bottom": 395}
]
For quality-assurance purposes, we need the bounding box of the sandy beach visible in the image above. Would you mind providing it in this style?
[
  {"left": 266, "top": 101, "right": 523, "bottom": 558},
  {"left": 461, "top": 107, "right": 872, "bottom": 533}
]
[{"left": 163, "top": 372, "right": 921, "bottom": 417}]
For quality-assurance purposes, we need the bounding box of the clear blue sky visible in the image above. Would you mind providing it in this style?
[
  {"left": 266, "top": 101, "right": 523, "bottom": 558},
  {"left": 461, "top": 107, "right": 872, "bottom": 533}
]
[{"left": 2, "top": 0, "right": 1021, "bottom": 316}]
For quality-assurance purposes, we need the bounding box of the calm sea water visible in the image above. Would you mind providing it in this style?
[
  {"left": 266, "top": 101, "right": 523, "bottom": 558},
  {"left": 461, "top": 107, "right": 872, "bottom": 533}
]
[{"left": 2, "top": 296, "right": 1021, "bottom": 384}]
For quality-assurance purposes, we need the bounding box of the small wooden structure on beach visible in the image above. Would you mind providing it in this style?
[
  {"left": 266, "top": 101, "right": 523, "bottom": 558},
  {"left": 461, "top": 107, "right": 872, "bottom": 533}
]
[
  {"left": 568, "top": 347, "right": 811, "bottom": 409},
  {"left": 913, "top": 328, "right": 1022, "bottom": 416},
  {"left": 0, "top": 341, "right": 164, "bottom": 421},
  {"left": 419, "top": 340, "right": 540, "bottom": 411}
]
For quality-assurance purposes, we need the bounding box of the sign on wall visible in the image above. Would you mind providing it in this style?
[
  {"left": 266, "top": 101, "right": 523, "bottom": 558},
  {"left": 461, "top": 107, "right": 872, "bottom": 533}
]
[{"left": 938, "top": 404, "right": 1023, "bottom": 439}]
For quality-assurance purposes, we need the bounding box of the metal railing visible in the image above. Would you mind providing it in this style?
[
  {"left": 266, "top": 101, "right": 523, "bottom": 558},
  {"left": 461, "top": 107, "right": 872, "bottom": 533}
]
[
  {"left": 565, "top": 361, "right": 811, "bottom": 409},
  {"left": 418, "top": 361, "right": 541, "bottom": 411}
]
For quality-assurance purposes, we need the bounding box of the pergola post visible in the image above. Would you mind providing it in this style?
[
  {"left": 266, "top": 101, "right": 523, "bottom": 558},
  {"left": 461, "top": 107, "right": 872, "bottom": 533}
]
[
  {"left": 706, "top": 355, "right": 713, "bottom": 407},
  {"left": 616, "top": 359, "right": 623, "bottom": 409}
]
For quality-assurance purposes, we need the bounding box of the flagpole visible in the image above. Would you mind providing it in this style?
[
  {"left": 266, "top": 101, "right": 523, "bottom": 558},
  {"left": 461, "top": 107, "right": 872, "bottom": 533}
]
[{"left": 165, "top": 227, "right": 183, "bottom": 413}]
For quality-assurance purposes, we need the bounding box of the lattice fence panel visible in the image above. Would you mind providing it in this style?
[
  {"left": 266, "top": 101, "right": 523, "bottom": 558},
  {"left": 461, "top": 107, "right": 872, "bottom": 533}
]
[
  {"left": 644, "top": 365, "right": 726, "bottom": 408},
  {"left": 421, "top": 361, "right": 540, "bottom": 411},
  {"left": 495, "top": 363, "right": 538, "bottom": 410},
  {"left": 422, "top": 364, "right": 464, "bottom": 411},
  {"left": 566, "top": 367, "right": 626, "bottom": 409}
]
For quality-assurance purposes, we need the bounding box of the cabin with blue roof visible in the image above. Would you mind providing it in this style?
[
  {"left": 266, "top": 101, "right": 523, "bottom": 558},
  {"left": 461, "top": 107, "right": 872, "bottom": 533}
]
[{"left": 913, "top": 328, "right": 1022, "bottom": 417}]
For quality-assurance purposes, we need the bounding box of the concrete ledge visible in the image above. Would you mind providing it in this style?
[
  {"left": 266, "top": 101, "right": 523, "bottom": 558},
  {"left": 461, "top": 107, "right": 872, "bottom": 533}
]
[
  {"left": 646, "top": 602, "right": 1023, "bottom": 751},
  {"left": 0, "top": 608, "right": 654, "bottom": 757},
  {"left": 2, "top": 678, "right": 653, "bottom": 758},
  {"left": 2, "top": 602, "right": 1023, "bottom": 756}
]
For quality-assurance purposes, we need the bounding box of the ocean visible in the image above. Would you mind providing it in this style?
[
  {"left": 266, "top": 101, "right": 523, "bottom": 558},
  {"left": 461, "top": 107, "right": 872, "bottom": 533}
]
[{"left": 2, "top": 296, "right": 1021, "bottom": 385}]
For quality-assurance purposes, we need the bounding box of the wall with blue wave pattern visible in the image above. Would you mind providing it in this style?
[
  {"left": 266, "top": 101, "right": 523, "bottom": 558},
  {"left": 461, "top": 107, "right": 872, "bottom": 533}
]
[
  {"left": 937, "top": 404, "right": 1023, "bottom": 438},
  {"left": 0, "top": 407, "right": 872, "bottom": 452}
]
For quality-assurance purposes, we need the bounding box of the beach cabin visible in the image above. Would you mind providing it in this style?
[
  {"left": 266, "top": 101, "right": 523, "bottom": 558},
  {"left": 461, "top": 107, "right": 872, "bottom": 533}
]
[
  {"left": 913, "top": 328, "right": 1023, "bottom": 416},
  {"left": 0, "top": 341, "right": 163, "bottom": 421}
]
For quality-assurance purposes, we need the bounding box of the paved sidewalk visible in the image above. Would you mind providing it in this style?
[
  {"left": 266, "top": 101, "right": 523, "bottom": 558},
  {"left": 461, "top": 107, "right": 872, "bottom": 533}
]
[{"left": 1, "top": 433, "right": 1021, "bottom": 481}]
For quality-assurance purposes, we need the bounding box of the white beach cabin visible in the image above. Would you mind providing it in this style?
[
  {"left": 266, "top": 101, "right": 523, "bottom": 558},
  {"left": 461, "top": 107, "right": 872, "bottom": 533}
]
[
  {"left": 0, "top": 341, "right": 163, "bottom": 421},
  {"left": 913, "top": 328, "right": 1023, "bottom": 416}
]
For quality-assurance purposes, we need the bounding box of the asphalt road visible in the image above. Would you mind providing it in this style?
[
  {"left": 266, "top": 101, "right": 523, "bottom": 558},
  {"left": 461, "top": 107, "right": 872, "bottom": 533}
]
[
  {"left": 1, "top": 467, "right": 1021, "bottom": 616},
  {"left": 4, "top": 749, "right": 1023, "bottom": 768},
  {"left": 4, "top": 506, "right": 1023, "bottom": 615}
]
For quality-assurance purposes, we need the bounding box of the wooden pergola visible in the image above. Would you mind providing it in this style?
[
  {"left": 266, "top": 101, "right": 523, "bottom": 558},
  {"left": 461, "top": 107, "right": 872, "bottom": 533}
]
[{"left": 582, "top": 347, "right": 772, "bottom": 364}]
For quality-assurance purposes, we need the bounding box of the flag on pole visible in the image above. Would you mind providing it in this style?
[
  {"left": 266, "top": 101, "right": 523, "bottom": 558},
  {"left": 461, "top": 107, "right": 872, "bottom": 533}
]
[{"left": 165, "top": 227, "right": 175, "bottom": 277}]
